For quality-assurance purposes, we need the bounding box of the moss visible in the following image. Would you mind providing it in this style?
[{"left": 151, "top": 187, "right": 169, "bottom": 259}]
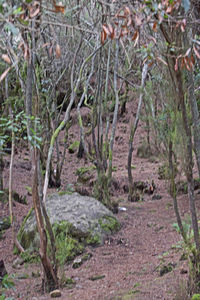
[
  {"left": 98, "top": 216, "right": 120, "bottom": 234},
  {"left": 86, "top": 233, "right": 101, "bottom": 246},
  {"left": 20, "top": 251, "right": 40, "bottom": 263},
  {"left": 68, "top": 141, "right": 80, "bottom": 153},
  {"left": 14, "top": 207, "right": 34, "bottom": 254},
  {"left": 191, "top": 295, "right": 200, "bottom": 300},
  {"left": 51, "top": 221, "right": 84, "bottom": 266},
  {"left": 76, "top": 166, "right": 96, "bottom": 183},
  {"left": 75, "top": 166, "right": 96, "bottom": 176},
  {"left": 58, "top": 191, "right": 72, "bottom": 196}
]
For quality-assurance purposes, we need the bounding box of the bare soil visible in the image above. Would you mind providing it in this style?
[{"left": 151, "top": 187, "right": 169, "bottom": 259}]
[{"left": 1, "top": 101, "right": 199, "bottom": 300}]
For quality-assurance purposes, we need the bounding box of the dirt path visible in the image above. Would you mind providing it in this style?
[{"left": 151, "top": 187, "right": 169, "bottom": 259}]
[{"left": 0, "top": 103, "right": 194, "bottom": 299}]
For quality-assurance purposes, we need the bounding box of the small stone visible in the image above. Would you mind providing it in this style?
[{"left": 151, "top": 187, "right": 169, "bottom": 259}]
[
  {"left": 12, "top": 257, "right": 24, "bottom": 269},
  {"left": 50, "top": 289, "right": 62, "bottom": 298},
  {"left": 72, "top": 258, "right": 82, "bottom": 269}
]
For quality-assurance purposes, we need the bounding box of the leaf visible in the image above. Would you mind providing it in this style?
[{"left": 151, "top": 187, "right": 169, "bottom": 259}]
[
  {"left": 55, "top": 44, "right": 61, "bottom": 58},
  {"left": 2, "top": 54, "right": 11, "bottom": 64},
  {"left": 153, "top": 21, "right": 157, "bottom": 32},
  {"left": 102, "top": 24, "right": 110, "bottom": 36},
  {"left": 0, "top": 67, "right": 11, "bottom": 83},
  {"left": 101, "top": 30, "right": 107, "bottom": 45},
  {"left": 30, "top": 7, "right": 40, "bottom": 18},
  {"left": 184, "top": 47, "right": 191, "bottom": 57},
  {"left": 156, "top": 56, "right": 167, "bottom": 66},
  {"left": 132, "top": 31, "right": 138, "bottom": 41},
  {"left": 135, "top": 15, "right": 142, "bottom": 27},
  {"left": 174, "top": 58, "right": 179, "bottom": 71},
  {"left": 193, "top": 46, "right": 200, "bottom": 59},
  {"left": 181, "top": 0, "right": 190, "bottom": 12},
  {"left": 184, "top": 57, "right": 191, "bottom": 71},
  {"left": 54, "top": 3, "right": 65, "bottom": 14}
]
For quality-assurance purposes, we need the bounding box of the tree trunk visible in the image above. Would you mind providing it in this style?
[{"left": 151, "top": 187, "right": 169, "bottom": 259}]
[
  {"left": 128, "top": 63, "right": 148, "bottom": 201},
  {"left": 32, "top": 150, "right": 58, "bottom": 292},
  {"left": 188, "top": 71, "right": 200, "bottom": 179}
]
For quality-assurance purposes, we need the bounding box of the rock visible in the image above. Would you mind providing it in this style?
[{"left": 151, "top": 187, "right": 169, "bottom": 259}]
[
  {"left": 50, "top": 289, "right": 61, "bottom": 298},
  {"left": 72, "top": 253, "right": 92, "bottom": 269},
  {"left": 12, "top": 257, "right": 24, "bottom": 269},
  {"left": 17, "top": 193, "right": 120, "bottom": 253}
]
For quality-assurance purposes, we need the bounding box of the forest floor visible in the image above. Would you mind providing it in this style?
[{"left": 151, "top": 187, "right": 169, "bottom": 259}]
[{"left": 1, "top": 100, "right": 199, "bottom": 300}]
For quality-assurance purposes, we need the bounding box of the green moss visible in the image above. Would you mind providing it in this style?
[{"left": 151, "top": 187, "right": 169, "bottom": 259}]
[
  {"left": 86, "top": 233, "right": 101, "bottom": 246},
  {"left": 20, "top": 251, "right": 39, "bottom": 263},
  {"left": 76, "top": 166, "right": 96, "bottom": 183},
  {"left": 98, "top": 216, "right": 120, "bottom": 234},
  {"left": 191, "top": 295, "right": 200, "bottom": 300},
  {"left": 14, "top": 207, "right": 34, "bottom": 254},
  {"left": 75, "top": 166, "right": 96, "bottom": 176},
  {"left": 68, "top": 141, "right": 80, "bottom": 153},
  {"left": 52, "top": 221, "right": 84, "bottom": 266}
]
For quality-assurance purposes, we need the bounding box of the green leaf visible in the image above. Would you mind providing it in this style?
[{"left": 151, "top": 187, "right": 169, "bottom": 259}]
[{"left": 13, "top": 6, "right": 22, "bottom": 15}]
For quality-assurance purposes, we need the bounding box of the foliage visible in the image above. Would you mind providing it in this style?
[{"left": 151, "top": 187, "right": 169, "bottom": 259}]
[
  {"left": 0, "top": 273, "right": 15, "bottom": 300},
  {"left": 51, "top": 221, "right": 84, "bottom": 266}
]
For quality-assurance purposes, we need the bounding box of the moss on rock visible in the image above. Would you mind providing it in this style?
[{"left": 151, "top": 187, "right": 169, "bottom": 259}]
[{"left": 98, "top": 216, "right": 120, "bottom": 234}]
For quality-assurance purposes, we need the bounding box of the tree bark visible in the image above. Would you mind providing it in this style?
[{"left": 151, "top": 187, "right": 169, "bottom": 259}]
[
  {"left": 32, "top": 150, "right": 58, "bottom": 292},
  {"left": 128, "top": 63, "right": 148, "bottom": 201}
]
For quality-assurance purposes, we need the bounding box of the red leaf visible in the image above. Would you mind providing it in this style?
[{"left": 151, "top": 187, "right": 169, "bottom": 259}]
[
  {"left": 193, "top": 46, "right": 200, "bottom": 59},
  {"left": 153, "top": 22, "right": 157, "bottom": 32},
  {"left": 174, "top": 58, "right": 179, "bottom": 71},
  {"left": 0, "top": 67, "right": 11, "bottom": 83}
]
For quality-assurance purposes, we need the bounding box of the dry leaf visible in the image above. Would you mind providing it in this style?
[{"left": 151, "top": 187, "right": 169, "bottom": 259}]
[
  {"left": 132, "top": 30, "right": 138, "bottom": 41},
  {"left": 174, "top": 57, "right": 179, "bottom": 71},
  {"left": 135, "top": 15, "right": 142, "bottom": 27},
  {"left": 102, "top": 24, "right": 110, "bottom": 36},
  {"left": 101, "top": 30, "right": 106, "bottom": 45},
  {"left": 30, "top": 7, "right": 40, "bottom": 18},
  {"left": 2, "top": 54, "right": 11, "bottom": 64},
  {"left": 0, "top": 67, "right": 11, "bottom": 83},
  {"left": 55, "top": 44, "right": 61, "bottom": 58},
  {"left": 42, "top": 43, "right": 50, "bottom": 48},
  {"left": 185, "top": 47, "right": 191, "bottom": 57},
  {"left": 193, "top": 46, "right": 200, "bottom": 59},
  {"left": 54, "top": 2, "right": 65, "bottom": 14},
  {"left": 153, "top": 22, "right": 157, "bottom": 32},
  {"left": 156, "top": 56, "right": 167, "bottom": 66},
  {"left": 184, "top": 57, "right": 191, "bottom": 71}
]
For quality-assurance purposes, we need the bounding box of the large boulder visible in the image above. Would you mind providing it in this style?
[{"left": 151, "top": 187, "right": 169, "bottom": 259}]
[{"left": 17, "top": 192, "right": 120, "bottom": 262}]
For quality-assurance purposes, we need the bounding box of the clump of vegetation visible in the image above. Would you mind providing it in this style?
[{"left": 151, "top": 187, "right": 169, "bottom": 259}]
[
  {"left": 98, "top": 216, "right": 120, "bottom": 234},
  {"left": 0, "top": 273, "right": 15, "bottom": 300},
  {"left": 68, "top": 141, "right": 80, "bottom": 153},
  {"left": 76, "top": 166, "right": 96, "bottom": 183},
  {"left": 51, "top": 221, "right": 84, "bottom": 266}
]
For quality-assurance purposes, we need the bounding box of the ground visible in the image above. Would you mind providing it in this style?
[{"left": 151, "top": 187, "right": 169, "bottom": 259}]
[{"left": 1, "top": 101, "right": 199, "bottom": 300}]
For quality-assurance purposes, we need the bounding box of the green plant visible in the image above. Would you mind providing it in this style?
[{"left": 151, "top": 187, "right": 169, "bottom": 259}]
[
  {"left": 0, "top": 273, "right": 15, "bottom": 300},
  {"left": 191, "top": 294, "right": 200, "bottom": 300}
]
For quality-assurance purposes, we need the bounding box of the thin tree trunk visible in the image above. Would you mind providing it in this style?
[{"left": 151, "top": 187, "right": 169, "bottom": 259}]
[
  {"left": 176, "top": 70, "right": 200, "bottom": 252},
  {"left": 108, "top": 39, "right": 120, "bottom": 181},
  {"left": 32, "top": 150, "right": 58, "bottom": 292},
  {"left": 169, "top": 140, "right": 187, "bottom": 243},
  {"left": 188, "top": 71, "right": 200, "bottom": 179},
  {"left": 127, "top": 63, "right": 148, "bottom": 201}
]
